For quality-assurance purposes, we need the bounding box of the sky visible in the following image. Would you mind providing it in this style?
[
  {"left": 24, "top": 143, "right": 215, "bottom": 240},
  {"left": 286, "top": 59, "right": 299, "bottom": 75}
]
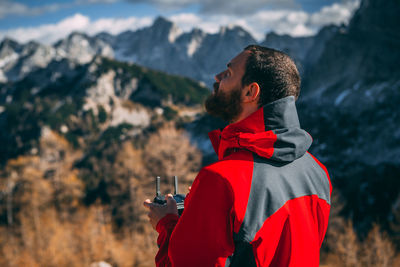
[{"left": 0, "top": 0, "right": 361, "bottom": 44}]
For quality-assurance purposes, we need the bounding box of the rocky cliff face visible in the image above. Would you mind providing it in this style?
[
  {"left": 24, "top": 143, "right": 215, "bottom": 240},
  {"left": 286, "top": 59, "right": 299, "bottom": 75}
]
[
  {"left": 299, "top": 0, "right": 400, "bottom": 163},
  {"left": 106, "top": 17, "right": 257, "bottom": 86},
  {"left": 54, "top": 32, "right": 114, "bottom": 64},
  {"left": 261, "top": 25, "right": 340, "bottom": 74},
  {"left": 295, "top": 0, "right": 400, "bottom": 233},
  {"left": 0, "top": 55, "right": 208, "bottom": 165}
]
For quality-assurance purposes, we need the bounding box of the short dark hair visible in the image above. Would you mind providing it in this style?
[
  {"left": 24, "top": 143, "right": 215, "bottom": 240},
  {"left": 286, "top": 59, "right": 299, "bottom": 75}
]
[{"left": 242, "top": 45, "right": 300, "bottom": 106}]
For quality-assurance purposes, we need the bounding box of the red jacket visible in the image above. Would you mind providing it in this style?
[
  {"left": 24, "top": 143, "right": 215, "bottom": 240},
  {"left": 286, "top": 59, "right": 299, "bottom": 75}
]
[{"left": 155, "top": 96, "right": 331, "bottom": 267}]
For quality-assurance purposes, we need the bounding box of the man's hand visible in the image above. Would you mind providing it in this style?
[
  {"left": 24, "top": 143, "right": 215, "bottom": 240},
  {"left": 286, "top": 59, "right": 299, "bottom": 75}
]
[{"left": 143, "top": 194, "right": 178, "bottom": 230}]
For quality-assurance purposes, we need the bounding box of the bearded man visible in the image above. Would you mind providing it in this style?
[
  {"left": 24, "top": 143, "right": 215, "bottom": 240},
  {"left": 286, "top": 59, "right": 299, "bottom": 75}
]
[{"left": 144, "top": 45, "right": 331, "bottom": 267}]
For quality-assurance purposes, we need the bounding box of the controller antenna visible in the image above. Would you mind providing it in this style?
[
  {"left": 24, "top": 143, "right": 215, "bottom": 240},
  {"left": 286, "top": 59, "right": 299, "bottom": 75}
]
[
  {"left": 156, "top": 176, "right": 161, "bottom": 197},
  {"left": 174, "top": 175, "right": 179, "bottom": 195}
]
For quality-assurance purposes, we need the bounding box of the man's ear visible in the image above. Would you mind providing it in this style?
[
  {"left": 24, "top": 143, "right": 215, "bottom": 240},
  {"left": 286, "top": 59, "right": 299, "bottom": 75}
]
[{"left": 242, "top": 82, "right": 260, "bottom": 103}]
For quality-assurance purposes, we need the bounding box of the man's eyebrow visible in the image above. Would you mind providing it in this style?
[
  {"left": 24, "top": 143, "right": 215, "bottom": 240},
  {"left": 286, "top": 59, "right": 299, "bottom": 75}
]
[{"left": 227, "top": 62, "right": 232, "bottom": 69}]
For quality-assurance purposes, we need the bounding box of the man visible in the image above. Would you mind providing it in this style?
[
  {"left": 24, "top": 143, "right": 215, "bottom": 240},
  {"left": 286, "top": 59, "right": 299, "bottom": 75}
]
[{"left": 144, "top": 45, "right": 331, "bottom": 266}]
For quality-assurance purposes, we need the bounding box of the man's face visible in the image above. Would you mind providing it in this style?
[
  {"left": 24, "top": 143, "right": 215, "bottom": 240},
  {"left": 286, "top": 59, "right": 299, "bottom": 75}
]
[{"left": 205, "top": 51, "right": 250, "bottom": 123}]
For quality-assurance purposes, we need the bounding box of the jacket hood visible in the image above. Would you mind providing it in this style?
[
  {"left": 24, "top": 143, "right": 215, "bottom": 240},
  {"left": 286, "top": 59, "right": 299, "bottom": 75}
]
[{"left": 208, "top": 96, "right": 312, "bottom": 162}]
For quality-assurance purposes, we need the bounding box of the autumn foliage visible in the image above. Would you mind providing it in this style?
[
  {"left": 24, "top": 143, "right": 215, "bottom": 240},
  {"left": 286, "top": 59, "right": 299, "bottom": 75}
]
[{"left": 0, "top": 124, "right": 399, "bottom": 266}]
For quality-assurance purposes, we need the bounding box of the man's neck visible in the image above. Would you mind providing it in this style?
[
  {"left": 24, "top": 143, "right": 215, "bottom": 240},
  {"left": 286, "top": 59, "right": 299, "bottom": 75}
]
[{"left": 231, "top": 104, "right": 259, "bottom": 124}]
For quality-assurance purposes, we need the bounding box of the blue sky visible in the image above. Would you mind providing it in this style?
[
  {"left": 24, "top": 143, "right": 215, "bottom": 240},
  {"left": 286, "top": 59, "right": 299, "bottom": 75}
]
[{"left": 0, "top": 0, "right": 360, "bottom": 44}]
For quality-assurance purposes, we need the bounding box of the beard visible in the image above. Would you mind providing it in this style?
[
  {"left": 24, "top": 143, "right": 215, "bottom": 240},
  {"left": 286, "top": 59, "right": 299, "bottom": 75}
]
[{"left": 204, "top": 82, "right": 243, "bottom": 123}]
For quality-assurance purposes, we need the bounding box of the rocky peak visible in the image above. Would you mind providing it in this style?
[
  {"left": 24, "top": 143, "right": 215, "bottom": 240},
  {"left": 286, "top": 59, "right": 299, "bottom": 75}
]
[
  {"left": 218, "top": 25, "right": 253, "bottom": 40},
  {"left": 54, "top": 31, "right": 92, "bottom": 49},
  {"left": 0, "top": 38, "right": 22, "bottom": 58},
  {"left": 175, "top": 28, "right": 206, "bottom": 58},
  {"left": 95, "top": 32, "right": 115, "bottom": 45},
  {"left": 261, "top": 31, "right": 315, "bottom": 73},
  {"left": 55, "top": 31, "right": 113, "bottom": 64},
  {"left": 150, "top": 16, "right": 182, "bottom": 43},
  {"left": 153, "top": 16, "right": 173, "bottom": 29},
  {"left": 21, "top": 41, "right": 42, "bottom": 55},
  {"left": 301, "top": 0, "right": 400, "bottom": 98},
  {"left": 190, "top": 28, "right": 205, "bottom": 37},
  {"left": 349, "top": 0, "right": 400, "bottom": 38}
]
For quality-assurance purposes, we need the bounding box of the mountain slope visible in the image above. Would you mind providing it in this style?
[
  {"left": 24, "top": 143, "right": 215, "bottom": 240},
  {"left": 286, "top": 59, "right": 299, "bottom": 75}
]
[
  {"left": 0, "top": 56, "right": 208, "bottom": 165},
  {"left": 296, "top": 0, "right": 400, "bottom": 234}
]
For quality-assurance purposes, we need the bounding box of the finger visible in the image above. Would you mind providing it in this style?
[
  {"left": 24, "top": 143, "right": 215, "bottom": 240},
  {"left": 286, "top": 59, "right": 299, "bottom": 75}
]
[
  {"left": 166, "top": 194, "right": 176, "bottom": 205},
  {"left": 188, "top": 186, "right": 191, "bottom": 191},
  {"left": 143, "top": 199, "right": 153, "bottom": 209}
]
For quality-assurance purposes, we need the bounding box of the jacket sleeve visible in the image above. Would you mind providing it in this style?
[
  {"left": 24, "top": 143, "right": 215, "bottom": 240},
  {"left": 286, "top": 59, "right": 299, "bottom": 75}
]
[
  {"left": 155, "top": 214, "right": 179, "bottom": 267},
  {"left": 154, "top": 168, "right": 235, "bottom": 267}
]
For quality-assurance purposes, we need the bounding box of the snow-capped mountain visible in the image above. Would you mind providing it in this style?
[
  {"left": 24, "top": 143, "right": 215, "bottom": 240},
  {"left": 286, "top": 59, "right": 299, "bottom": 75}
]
[
  {"left": 98, "top": 16, "right": 257, "bottom": 85},
  {"left": 54, "top": 32, "right": 114, "bottom": 64},
  {"left": 0, "top": 32, "right": 113, "bottom": 83},
  {"left": 0, "top": 16, "right": 257, "bottom": 86}
]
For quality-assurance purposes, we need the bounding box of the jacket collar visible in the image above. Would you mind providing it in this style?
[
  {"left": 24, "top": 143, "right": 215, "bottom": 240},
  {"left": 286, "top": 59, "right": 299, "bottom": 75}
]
[{"left": 208, "top": 96, "right": 312, "bottom": 162}]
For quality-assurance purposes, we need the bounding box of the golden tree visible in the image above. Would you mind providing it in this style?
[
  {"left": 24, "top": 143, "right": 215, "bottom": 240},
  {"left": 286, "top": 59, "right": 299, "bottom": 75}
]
[{"left": 143, "top": 122, "right": 202, "bottom": 192}]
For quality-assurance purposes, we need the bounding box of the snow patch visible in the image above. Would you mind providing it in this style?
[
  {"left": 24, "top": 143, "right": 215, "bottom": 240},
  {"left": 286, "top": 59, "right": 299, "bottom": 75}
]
[
  {"left": 187, "top": 36, "right": 203, "bottom": 57},
  {"left": 335, "top": 89, "right": 350, "bottom": 106},
  {"left": 83, "top": 70, "right": 116, "bottom": 115},
  {"left": 83, "top": 70, "right": 149, "bottom": 128},
  {"left": 51, "top": 72, "right": 62, "bottom": 82},
  {"left": 168, "top": 25, "right": 183, "bottom": 43},
  {"left": 352, "top": 81, "right": 361, "bottom": 91},
  {"left": 110, "top": 105, "right": 150, "bottom": 127},
  {"left": 60, "top": 125, "right": 69, "bottom": 133},
  {"left": 31, "top": 87, "right": 40, "bottom": 95},
  {"left": 0, "top": 52, "right": 19, "bottom": 68},
  {"left": 121, "top": 78, "right": 138, "bottom": 99},
  {"left": 0, "top": 70, "right": 6, "bottom": 83},
  {"left": 238, "top": 30, "right": 246, "bottom": 37},
  {"left": 364, "top": 82, "right": 388, "bottom": 98}
]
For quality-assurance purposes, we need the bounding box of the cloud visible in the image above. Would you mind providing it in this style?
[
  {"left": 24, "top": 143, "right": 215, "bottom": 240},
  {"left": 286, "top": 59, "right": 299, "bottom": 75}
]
[
  {"left": 172, "top": 0, "right": 359, "bottom": 39},
  {"left": 76, "top": 0, "right": 120, "bottom": 4},
  {"left": 309, "top": 0, "right": 360, "bottom": 27},
  {"left": 127, "top": 0, "right": 297, "bottom": 15},
  {"left": 0, "top": 13, "right": 152, "bottom": 45},
  {"left": 168, "top": 2, "right": 353, "bottom": 41},
  {"left": 0, "top": 0, "right": 75, "bottom": 19},
  {"left": 0, "top": 0, "right": 121, "bottom": 19},
  {"left": 0, "top": 0, "right": 360, "bottom": 44}
]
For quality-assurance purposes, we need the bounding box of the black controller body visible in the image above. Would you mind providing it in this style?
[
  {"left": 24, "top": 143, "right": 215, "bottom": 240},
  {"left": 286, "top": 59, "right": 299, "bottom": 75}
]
[{"left": 153, "top": 194, "right": 185, "bottom": 215}]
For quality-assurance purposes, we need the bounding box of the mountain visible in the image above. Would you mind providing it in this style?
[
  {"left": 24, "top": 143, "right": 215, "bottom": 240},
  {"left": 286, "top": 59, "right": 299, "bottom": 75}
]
[
  {"left": 0, "top": 40, "right": 56, "bottom": 82},
  {"left": 0, "top": 16, "right": 257, "bottom": 87},
  {"left": 0, "top": 32, "right": 113, "bottom": 83},
  {"left": 261, "top": 25, "right": 341, "bottom": 74},
  {"left": 101, "top": 17, "right": 257, "bottom": 86},
  {"left": 0, "top": 38, "right": 23, "bottom": 79},
  {"left": 299, "top": 0, "right": 400, "bottom": 164},
  {"left": 295, "top": 0, "right": 400, "bottom": 234},
  {"left": 54, "top": 32, "right": 114, "bottom": 64},
  {"left": 1, "top": 16, "right": 340, "bottom": 87},
  {"left": 0, "top": 55, "right": 209, "bottom": 165}
]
